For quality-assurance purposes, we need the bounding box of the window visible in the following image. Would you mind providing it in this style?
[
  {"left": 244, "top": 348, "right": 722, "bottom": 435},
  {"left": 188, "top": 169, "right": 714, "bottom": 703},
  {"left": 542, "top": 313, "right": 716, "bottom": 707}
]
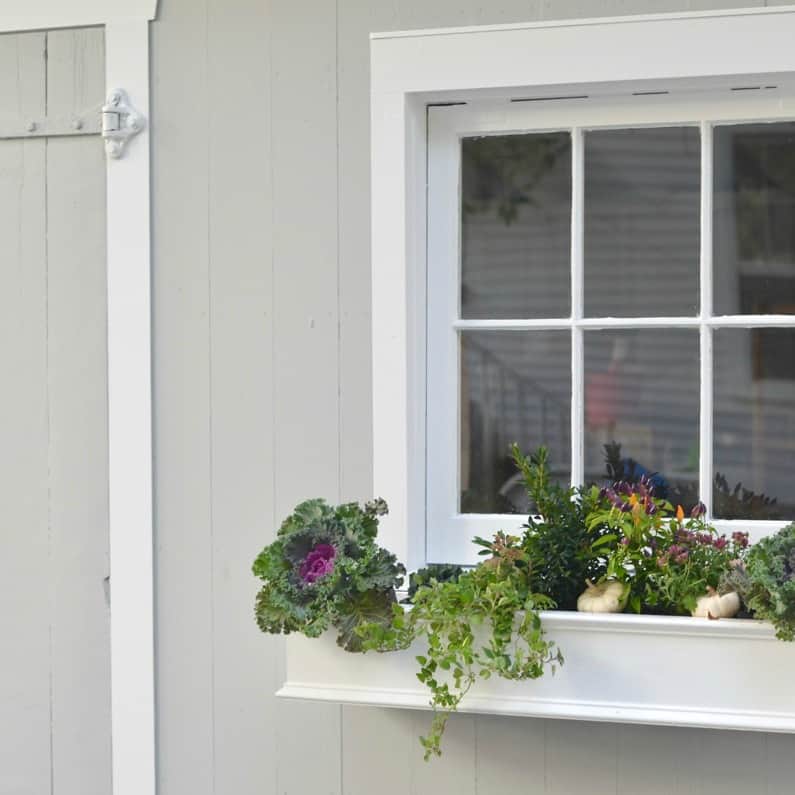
[
  {"left": 370, "top": 6, "right": 795, "bottom": 577},
  {"left": 426, "top": 94, "right": 795, "bottom": 563}
]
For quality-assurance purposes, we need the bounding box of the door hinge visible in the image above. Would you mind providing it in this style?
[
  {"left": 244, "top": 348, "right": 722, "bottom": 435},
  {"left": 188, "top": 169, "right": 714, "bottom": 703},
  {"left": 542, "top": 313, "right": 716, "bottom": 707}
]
[{"left": 102, "top": 89, "right": 145, "bottom": 159}]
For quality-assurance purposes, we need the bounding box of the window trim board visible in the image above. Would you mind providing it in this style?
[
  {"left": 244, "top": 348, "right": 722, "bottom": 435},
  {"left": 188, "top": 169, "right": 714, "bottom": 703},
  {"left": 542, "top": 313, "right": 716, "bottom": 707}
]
[{"left": 371, "top": 6, "right": 795, "bottom": 572}]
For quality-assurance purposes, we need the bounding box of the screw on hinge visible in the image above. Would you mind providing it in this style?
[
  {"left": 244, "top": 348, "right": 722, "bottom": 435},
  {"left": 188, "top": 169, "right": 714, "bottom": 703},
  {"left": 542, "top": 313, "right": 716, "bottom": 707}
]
[{"left": 26, "top": 121, "right": 36, "bottom": 133}]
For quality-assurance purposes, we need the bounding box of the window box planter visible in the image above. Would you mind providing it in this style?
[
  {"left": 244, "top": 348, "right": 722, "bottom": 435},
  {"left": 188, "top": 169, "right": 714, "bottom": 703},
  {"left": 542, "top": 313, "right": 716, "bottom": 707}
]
[{"left": 279, "top": 612, "right": 795, "bottom": 732}]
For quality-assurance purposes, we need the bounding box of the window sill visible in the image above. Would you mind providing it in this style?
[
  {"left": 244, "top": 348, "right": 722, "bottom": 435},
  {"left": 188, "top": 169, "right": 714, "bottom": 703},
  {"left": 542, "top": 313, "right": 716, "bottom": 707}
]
[{"left": 278, "top": 612, "right": 795, "bottom": 732}]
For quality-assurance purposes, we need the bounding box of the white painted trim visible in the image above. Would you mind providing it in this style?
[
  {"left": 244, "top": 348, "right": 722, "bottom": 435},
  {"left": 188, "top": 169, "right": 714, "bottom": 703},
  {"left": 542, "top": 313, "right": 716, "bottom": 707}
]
[
  {"left": 372, "top": 10, "right": 795, "bottom": 572},
  {"left": 105, "top": 18, "right": 155, "bottom": 795},
  {"left": 0, "top": 1, "right": 156, "bottom": 33},
  {"left": 370, "top": 5, "right": 795, "bottom": 40},
  {"left": 280, "top": 614, "right": 795, "bottom": 733},
  {"left": 0, "top": 6, "right": 157, "bottom": 793}
]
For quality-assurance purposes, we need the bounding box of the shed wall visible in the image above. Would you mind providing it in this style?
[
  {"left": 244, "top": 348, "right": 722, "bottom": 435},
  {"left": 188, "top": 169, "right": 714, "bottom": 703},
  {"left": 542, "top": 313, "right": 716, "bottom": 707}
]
[{"left": 150, "top": 2, "right": 795, "bottom": 793}]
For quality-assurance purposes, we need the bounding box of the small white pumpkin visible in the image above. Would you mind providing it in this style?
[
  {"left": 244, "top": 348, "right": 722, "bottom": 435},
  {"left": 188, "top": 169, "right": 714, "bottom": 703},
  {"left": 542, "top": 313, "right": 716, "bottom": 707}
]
[
  {"left": 691, "top": 589, "right": 740, "bottom": 619},
  {"left": 577, "top": 580, "right": 628, "bottom": 614}
]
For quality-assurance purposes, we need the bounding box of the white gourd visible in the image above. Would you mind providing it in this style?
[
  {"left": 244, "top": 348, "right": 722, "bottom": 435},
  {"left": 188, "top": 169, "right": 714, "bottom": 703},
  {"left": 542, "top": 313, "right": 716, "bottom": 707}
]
[
  {"left": 691, "top": 589, "right": 741, "bottom": 619},
  {"left": 577, "top": 580, "right": 627, "bottom": 614}
]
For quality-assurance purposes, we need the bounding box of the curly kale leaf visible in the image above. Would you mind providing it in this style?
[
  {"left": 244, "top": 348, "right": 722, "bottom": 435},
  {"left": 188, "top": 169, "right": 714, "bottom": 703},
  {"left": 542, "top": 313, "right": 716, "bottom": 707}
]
[
  {"left": 734, "top": 523, "right": 795, "bottom": 640},
  {"left": 335, "top": 588, "right": 397, "bottom": 652}
]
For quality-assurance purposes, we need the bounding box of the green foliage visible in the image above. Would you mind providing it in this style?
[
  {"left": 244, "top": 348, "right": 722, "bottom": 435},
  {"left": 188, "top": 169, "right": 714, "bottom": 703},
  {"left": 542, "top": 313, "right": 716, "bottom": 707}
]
[
  {"left": 403, "top": 564, "right": 464, "bottom": 604},
  {"left": 507, "top": 445, "right": 609, "bottom": 609},
  {"left": 360, "top": 533, "right": 560, "bottom": 759},
  {"left": 726, "top": 523, "right": 795, "bottom": 640},
  {"left": 648, "top": 518, "right": 749, "bottom": 615},
  {"left": 252, "top": 498, "right": 405, "bottom": 651}
]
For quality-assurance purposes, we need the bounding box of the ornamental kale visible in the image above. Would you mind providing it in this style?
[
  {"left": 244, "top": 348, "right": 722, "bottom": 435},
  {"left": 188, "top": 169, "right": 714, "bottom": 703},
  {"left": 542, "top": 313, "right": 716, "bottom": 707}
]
[
  {"left": 722, "top": 522, "right": 795, "bottom": 640},
  {"left": 252, "top": 498, "right": 405, "bottom": 652}
]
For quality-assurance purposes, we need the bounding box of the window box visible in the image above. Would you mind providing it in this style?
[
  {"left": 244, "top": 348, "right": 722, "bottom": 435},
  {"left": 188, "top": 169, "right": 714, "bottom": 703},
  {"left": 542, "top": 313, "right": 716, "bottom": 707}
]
[{"left": 280, "top": 613, "right": 795, "bottom": 731}]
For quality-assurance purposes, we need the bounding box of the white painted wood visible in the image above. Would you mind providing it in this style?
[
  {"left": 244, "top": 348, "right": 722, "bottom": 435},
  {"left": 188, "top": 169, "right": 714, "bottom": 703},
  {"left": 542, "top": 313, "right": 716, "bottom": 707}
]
[
  {"left": 46, "top": 28, "right": 111, "bottom": 795},
  {"left": 570, "top": 127, "right": 585, "bottom": 490},
  {"left": 410, "top": 712, "right": 477, "bottom": 794},
  {"left": 104, "top": 18, "right": 155, "bottom": 795},
  {"left": 281, "top": 612, "right": 795, "bottom": 733},
  {"left": 474, "top": 715, "right": 546, "bottom": 794},
  {"left": 0, "top": 0, "right": 157, "bottom": 34},
  {"left": 370, "top": 7, "right": 795, "bottom": 95},
  {"left": 270, "top": 0, "right": 343, "bottom": 791},
  {"left": 0, "top": 31, "right": 50, "bottom": 795},
  {"left": 149, "top": 3, "right": 215, "bottom": 794},
  {"left": 373, "top": 10, "right": 795, "bottom": 570},
  {"left": 341, "top": 706, "right": 415, "bottom": 795},
  {"left": 205, "top": 2, "right": 275, "bottom": 794},
  {"left": 545, "top": 719, "right": 617, "bottom": 794}
]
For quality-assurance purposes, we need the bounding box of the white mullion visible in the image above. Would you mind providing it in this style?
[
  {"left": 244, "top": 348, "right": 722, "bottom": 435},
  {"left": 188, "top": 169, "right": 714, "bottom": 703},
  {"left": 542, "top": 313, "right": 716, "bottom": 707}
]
[
  {"left": 454, "top": 314, "right": 795, "bottom": 331},
  {"left": 699, "top": 120, "right": 714, "bottom": 515},
  {"left": 454, "top": 318, "right": 572, "bottom": 330},
  {"left": 571, "top": 127, "right": 585, "bottom": 487},
  {"left": 707, "top": 314, "right": 795, "bottom": 327}
]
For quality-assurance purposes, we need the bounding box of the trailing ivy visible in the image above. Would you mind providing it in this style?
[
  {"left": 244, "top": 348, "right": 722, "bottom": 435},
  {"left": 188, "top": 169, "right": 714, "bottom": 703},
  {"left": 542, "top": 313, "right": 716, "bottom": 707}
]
[{"left": 360, "top": 533, "right": 561, "bottom": 759}]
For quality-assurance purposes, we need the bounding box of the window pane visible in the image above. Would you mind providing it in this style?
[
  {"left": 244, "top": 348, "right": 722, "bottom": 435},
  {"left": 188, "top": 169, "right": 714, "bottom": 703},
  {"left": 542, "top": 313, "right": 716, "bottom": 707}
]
[
  {"left": 584, "top": 329, "right": 699, "bottom": 509},
  {"left": 714, "top": 122, "right": 795, "bottom": 316},
  {"left": 461, "top": 133, "right": 571, "bottom": 319},
  {"left": 714, "top": 329, "right": 795, "bottom": 520},
  {"left": 584, "top": 127, "right": 700, "bottom": 317},
  {"left": 461, "top": 331, "right": 570, "bottom": 513}
]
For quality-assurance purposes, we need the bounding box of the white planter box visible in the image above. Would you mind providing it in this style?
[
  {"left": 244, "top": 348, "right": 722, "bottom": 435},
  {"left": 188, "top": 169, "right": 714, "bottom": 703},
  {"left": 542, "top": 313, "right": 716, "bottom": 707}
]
[{"left": 279, "top": 611, "right": 795, "bottom": 732}]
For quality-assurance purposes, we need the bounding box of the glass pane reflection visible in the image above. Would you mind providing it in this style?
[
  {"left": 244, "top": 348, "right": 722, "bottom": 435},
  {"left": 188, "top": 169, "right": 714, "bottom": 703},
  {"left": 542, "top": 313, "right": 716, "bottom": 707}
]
[
  {"left": 461, "top": 133, "right": 571, "bottom": 319},
  {"left": 714, "top": 123, "right": 795, "bottom": 316},
  {"left": 584, "top": 329, "right": 700, "bottom": 509},
  {"left": 713, "top": 329, "right": 795, "bottom": 520},
  {"left": 584, "top": 127, "right": 701, "bottom": 317},
  {"left": 460, "top": 331, "right": 571, "bottom": 513}
]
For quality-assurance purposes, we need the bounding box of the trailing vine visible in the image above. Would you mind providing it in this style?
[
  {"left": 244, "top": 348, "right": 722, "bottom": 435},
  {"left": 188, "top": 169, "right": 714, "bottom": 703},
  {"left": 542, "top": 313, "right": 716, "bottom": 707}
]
[{"left": 360, "top": 533, "right": 561, "bottom": 759}]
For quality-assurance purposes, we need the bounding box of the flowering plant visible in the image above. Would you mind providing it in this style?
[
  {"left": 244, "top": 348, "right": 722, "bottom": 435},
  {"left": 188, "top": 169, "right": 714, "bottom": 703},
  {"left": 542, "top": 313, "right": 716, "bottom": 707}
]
[
  {"left": 648, "top": 505, "right": 749, "bottom": 615},
  {"left": 252, "top": 498, "right": 405, "bottom": 651},
  {"left": 588, "top": 477, "right": 749, "bottom": 614},
  {"left": 587, "top": 476, "right": 671, "bottom": 612}
]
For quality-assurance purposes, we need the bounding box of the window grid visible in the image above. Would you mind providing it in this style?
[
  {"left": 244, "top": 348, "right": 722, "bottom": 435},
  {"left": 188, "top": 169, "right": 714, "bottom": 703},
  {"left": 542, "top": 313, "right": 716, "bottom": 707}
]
[
  {"left": 449, "top": 122, "right": 795, "bottom": 522},
  {"left": 427, "top": 97, "right": 795, "bottom": 564}
]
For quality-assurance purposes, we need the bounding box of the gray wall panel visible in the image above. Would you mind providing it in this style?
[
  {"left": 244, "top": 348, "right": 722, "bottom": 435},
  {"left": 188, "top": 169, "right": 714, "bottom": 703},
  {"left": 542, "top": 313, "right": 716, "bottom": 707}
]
[{"left": 149, "top": 2, "right": 795, "bottom": 794}]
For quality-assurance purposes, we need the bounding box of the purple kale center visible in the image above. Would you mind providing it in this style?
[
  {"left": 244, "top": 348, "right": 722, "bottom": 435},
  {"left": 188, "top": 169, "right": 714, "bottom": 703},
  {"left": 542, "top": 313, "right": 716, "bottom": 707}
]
[{"left": 299, "top": 543, "right": 337, "bottom": 584}]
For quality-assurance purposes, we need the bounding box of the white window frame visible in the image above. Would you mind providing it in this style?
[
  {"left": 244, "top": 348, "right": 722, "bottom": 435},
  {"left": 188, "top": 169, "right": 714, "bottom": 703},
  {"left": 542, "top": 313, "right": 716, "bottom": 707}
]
[
  {"left": 0, "top": 4, "right": 157, "bottom": 795},
  {"left": 426, "top": 93, "right": 795, "bottom": 564},
  {"left": 371, "top": 5, "right": 795, "bottom": 574}
]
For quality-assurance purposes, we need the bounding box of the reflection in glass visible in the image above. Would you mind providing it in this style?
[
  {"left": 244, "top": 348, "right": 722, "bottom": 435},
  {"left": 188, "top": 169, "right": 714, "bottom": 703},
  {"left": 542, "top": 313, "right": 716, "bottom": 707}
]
[
  {"left": 714, "top": 123, "right": 795, "bottom": 316},
  {"left": 584, "top": 329, "right": 699, "bottom": 508},
  {"left": 713, "top": 329, "right": 795, "bottom": 520},
  {"left": 461, "top": 133, "right": 571, "bottom": 319},
  {"left": 460, "top": 331, "right": 571, "bottom": 513},
  {"left": 584, "top": 127, "right": 701, "bottom": 317}
]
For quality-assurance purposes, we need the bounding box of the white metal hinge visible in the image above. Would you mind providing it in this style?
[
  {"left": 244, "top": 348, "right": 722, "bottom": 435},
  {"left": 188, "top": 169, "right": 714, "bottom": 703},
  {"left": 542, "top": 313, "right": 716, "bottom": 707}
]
[{"left": 102, "top": 89, "right": 145, "bottom": 159}]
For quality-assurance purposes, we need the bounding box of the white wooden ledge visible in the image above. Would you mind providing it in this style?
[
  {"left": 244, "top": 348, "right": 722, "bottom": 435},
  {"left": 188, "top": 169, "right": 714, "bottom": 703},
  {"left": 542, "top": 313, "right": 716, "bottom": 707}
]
[{"left": 279, "top": 612, "right": 795, "bottom": 732}]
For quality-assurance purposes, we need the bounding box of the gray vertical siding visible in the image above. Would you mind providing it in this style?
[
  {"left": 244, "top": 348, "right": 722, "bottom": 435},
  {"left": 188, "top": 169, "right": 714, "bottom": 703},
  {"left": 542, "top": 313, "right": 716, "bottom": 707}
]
[
  {"left": 150, "top": 2, "right": 795, "bottom": 794},
  {"left": 0, "top": 28, "right": 109, "bottom": 795}
]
